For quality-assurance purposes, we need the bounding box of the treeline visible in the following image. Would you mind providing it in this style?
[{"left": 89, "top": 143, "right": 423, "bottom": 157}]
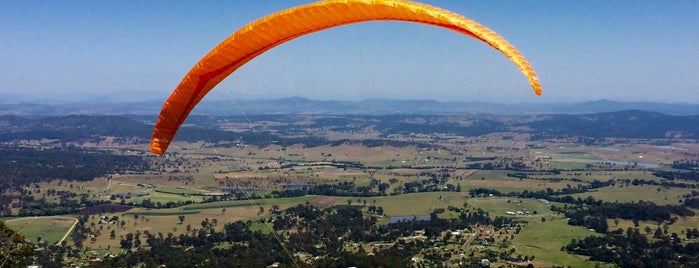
[
  {"left": 12, "top": 194, "right": 112, "bottom": 217},
  {"left": 468, "top": 179, "right": 615, "bottom": 199},
  {"left": 653, "top": 170, "right": 699, "bottom": 182},
  {"left": 684, "top": 197, "right": 699, "bottom": 209},
  {"left": 468, "top": 186, "right": 694, "bottom": 233},
  {"left": 565, "top": 227, "right": 699, "bottom": 267},
  {"left": 672, "top": 160, "right": 699, "bottom": 170},
  {"left": 555, "top": 197, "right": 694, "bottom": 233},
  {"left": 0, "top": 220, "right": 34, "bottom": 267}
]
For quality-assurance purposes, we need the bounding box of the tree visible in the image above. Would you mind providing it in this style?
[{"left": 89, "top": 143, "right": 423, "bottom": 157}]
[
  {"left": 654, "top": 227, "right": 664, "bottom": 238},
  {"left": 120, "top": 233, "right": 133, "bottom": 250},
  {"left": 178, "top": 215, "right": 185, "bottom": 224},
  {"left": 270, "top": 205, "right": 281, "bottom": 214},
  {"left": 0, "top": 221, "right": 34, "bottom": 268}
]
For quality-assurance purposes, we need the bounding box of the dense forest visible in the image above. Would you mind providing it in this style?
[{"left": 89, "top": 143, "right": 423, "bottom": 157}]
[
  {"left": 0, "top": 147, "right": 148, "bottom": 216},
  {"left": 0, "top": 147, "right": 148, "bottom": 188}
]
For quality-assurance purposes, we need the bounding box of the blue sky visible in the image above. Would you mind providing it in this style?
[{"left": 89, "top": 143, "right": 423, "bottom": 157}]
[{"left": 2, "top": 0, "right": 698, "bottom": 104}]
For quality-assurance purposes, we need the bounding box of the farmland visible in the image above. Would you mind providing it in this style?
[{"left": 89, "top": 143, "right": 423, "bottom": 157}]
[
  {"left": 4, "top": 216, "right": 77, "bottom": 245},
  {"left": 2, "top": 112, "right": 699, "bottom": 267}
]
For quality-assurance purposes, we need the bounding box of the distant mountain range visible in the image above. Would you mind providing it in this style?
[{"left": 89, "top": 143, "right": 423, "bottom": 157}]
[
  {"left": 2, "top": 110, "right": 699, "bottom": 142},
  {"left": 1, "top": 97, "right": 699, "bottom": 116}
]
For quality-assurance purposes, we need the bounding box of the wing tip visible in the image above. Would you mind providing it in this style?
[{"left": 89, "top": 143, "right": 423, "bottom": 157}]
[{"left": 149, "top": 140, "right": 168, "bottom": 155}]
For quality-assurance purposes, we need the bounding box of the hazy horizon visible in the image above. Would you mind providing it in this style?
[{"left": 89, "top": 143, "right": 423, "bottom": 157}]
[{"left": 3, "top": 1, "right": 698, "bottom": 104}]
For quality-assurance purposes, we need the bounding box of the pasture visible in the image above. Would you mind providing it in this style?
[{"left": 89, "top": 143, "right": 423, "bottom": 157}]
[
  {"left": 366, "top": 192, "right": 466, "bottom": 218},
  {"left": 512, "top": 218, "right": 611, "bottom": 268},
  {"left": 464, "top": 170, "right": 576, "bottom": 192},
  {"left": 82, "top": 196, "right": 319, "bottom": 253},
  {"left": 5, "top": 216, "right": 77, "bottom": 245},
  {"left": 609, "top": 216, "right": 699, "bottom": 237},
  {"left": 467, "top": 197, "right": 551, "bottom": 217},
  {"left": 567, "top": 185, "right": 692, "bottom": 205}
]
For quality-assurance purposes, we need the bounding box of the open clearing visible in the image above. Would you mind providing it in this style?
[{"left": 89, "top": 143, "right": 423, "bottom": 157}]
[
  {"left": 467, "top": 197, "right": 551, "bottom": 217},
  {"left": 5, "top": 216, "right": 77, "bottom": 245},
  {"left": 513, "top": 218, "right": 610, "bottom": 268},
  {"left": 567, "top": 185, "right": 692, "bottom": 205}
]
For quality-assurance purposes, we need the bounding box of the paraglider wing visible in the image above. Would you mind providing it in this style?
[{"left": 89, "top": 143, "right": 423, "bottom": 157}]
[{"left": 150, "top": 0, "right": 541, "bottom": 155}]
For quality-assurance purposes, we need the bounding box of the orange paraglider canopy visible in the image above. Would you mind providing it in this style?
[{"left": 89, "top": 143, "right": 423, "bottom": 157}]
[{"left": 150, "top": 0, "right": 541, "bottom": 155}]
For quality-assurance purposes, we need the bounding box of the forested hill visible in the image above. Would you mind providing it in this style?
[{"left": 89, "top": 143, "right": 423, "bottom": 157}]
[
  {"left": 2, "top": 110, "right": 699, "bottom": 144},
  {"left": 526, "top": 110, "right": 699, "bottom": 139},
  {"left": 0, "top": 115, "right": 153, "bottom": 142},
  {"left": 0, "top": 115, "right": 247, "bottom": 145}
]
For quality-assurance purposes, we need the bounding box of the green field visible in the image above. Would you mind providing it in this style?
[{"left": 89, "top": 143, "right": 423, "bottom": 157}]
[
  {"left": 550, "top": 151, "right": 598, "bottom": 160},
  {"left": 5, "top": 216, "right": 76, "bottom": 245},
  {"left": 568, "top": 185, "right": 692, "bottom": 205},
  {"left": 366, "top": 192, "right": 466, "bottom": 217},
  {"left": 550, "top": 161, "right": 588, "bottom": 170},
  {"left": 512, "top": 218, "right": 611, "bottom": 267},
  {"left": 467, "top": 197, "right": 551, "bottom": 217},
  {"left": 465, "top": 197, "right": 615, "bottom": 267}
]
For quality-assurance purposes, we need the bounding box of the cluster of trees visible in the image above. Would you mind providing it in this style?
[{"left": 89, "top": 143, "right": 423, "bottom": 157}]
[
  {"left": 129, "top": 198, "right": 195, "bottom": 209},
  {"left": 554, "top": 197, "right": 694, "bottom": 233},
  {"left": 464, "top": 160, "right": 528, "bottom": 171},
  {"left": 277, "top": 176, "right": 462, "bottom": 198},
  {"left": 468, "top": 179, "right": 614, "bottom": 199},
  {"left": 17, "top": 197, "right": 81, "bottom": 216},
  {"left": 622, "top": 177, "right": 696, "bottom": 189},
  {"left": 683, "top": 197, "right": 699, "bottom": 209},
  {"left": 653, "top": 170, "right": 699, "bottom": 182},
  {"left": 469, "top": 185, "right": 695, "bottom": 234},
  {"left": 562, "top": 198, "right": 693, "bottom": 222},
  {"left": 672, "top": 160, "right": 699, "bottom": 170},
  {"left": 0, "top": 221, "right": 34, "bottom": 268},
  {"left": 565, "top": 227, "right": 699, "bottom": 267},
  {"left": 91, "top": 201, "right": 510, "bottom": 267}
]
